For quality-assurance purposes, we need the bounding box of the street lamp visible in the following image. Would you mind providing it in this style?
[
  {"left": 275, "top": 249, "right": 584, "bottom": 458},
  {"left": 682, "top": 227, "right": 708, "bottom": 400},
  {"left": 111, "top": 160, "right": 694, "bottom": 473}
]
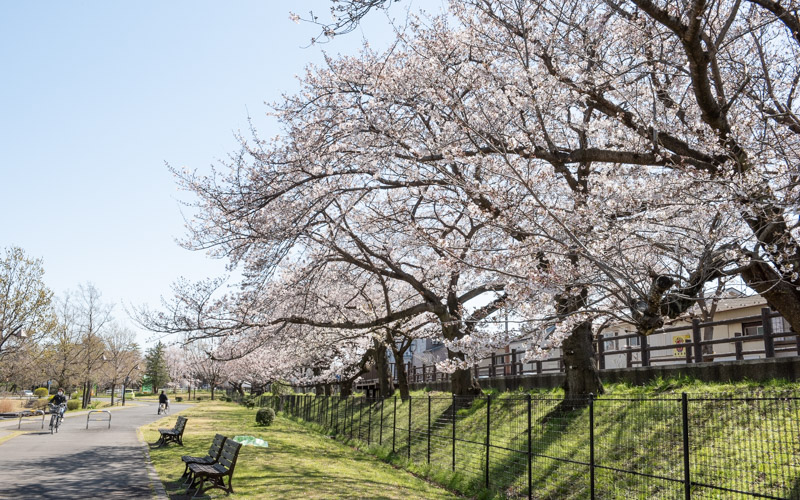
[{"left": 122, "top": 364, "right": 140, "bottom": 406}]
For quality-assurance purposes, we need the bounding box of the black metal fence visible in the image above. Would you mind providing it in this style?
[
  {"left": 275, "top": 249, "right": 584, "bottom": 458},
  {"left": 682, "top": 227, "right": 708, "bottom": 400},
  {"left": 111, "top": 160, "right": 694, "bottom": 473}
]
[{"left": 252, "top": 392, "right": 800, "bottom": 499}]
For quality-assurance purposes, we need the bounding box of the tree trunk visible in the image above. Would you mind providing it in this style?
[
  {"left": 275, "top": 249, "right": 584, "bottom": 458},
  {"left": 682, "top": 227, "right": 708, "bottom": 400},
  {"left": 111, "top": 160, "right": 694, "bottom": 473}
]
[
  {"left": 324, "top": 383, "right": 332, "bottom": 396},
  {"left": 211, "top": 385, "right": 215, "bottom": 400},
  {"left": 340, "top": 379, "right": 354, "bottom": 398},
  {"left": 447, "top": 349, "right": 482, "bottom": 397},
  {"left": 110, "top": 383, "right": 115, "bottom": 406},
  {"left": 372, "top": 339, "right": 394, "bottom": 397},
  {"left": 561, "top": 321, "right": 604, "bottom": 398},
  {"left": 742, "top": 261, "right": 800, "bottom": 333},
  {"left": 702, "top": 325, "right": 714, "bottom": 355}
]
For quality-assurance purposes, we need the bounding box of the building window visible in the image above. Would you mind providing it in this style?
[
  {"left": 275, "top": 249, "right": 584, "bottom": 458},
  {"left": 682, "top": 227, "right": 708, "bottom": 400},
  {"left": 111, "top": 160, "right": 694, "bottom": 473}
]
[{"left": 742, "top": 321, "right": 763, "bottom": 338}]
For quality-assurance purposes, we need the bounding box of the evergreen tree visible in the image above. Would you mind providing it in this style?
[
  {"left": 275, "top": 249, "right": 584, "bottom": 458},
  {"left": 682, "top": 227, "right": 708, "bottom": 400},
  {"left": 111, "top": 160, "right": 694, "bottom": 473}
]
[{"left": 144, "top": 341, "right": 170, "bottom": 394}]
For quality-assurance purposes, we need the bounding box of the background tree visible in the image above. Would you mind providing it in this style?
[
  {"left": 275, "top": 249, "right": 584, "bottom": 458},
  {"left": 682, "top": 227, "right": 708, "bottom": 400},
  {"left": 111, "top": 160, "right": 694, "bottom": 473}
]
[
  {"left": 144, "top": 341, "right": 170, "bottom": 394},
  {"left": 0, "top": 246, "right": 55, "bottom": 359},
  {"left": 75, "top": 283, "right": 112, "bottom": 408},
  {"left": 99, "top": 326, "right": 140, "bottom": 406},
  {"left": 40, "top": 293, "right": 84, "bottom": 393}
]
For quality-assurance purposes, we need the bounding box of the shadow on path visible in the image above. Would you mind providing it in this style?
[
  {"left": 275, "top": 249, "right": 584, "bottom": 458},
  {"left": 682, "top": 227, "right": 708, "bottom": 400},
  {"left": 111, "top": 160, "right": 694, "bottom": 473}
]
[{"left": 0, "top": 443, "right": 152, "bottom": 499}]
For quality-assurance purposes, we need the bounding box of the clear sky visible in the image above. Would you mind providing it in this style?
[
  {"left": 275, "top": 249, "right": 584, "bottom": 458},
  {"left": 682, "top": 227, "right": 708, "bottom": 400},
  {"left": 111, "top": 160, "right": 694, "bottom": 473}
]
[{"left": 0, "top": 1, "right": 427, "bottom": 348}]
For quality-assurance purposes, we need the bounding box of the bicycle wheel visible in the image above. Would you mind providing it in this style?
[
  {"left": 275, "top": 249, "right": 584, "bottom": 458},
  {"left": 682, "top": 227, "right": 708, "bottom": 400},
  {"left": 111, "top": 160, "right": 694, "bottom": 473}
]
[
  {"left": 54, "top": 414, "right": 61, "bottom": 433},
  {"left": 49, "top": 414, "right": 56, "bottom": 434}
]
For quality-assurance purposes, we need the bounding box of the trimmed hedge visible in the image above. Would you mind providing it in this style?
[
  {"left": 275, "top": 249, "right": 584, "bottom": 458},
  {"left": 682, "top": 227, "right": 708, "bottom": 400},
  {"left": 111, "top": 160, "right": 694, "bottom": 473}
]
[
  {"left": 34, "top": 387, "right": 49, "bottom": 398},
  {"left": 66, "top": 400, "right": 80, "bottom": 411},
  {"left": 256, "top": 407, "right": 276, "bottom": 426}
]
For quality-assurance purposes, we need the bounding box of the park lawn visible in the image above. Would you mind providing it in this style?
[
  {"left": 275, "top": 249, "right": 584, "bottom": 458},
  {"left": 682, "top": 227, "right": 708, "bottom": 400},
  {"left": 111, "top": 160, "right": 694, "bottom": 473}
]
[{"left": 140, "top": 399, "right": 461, "bottom": 499}]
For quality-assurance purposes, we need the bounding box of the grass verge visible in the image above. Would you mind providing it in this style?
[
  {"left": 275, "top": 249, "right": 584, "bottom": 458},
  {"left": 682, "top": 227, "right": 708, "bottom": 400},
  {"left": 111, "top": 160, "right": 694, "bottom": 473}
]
[
  {"left": 267, "top": 378, "right": 800, "bottom": 499},
  {"left": 140, "top": 399, "right": 461, "bottom": 499}
]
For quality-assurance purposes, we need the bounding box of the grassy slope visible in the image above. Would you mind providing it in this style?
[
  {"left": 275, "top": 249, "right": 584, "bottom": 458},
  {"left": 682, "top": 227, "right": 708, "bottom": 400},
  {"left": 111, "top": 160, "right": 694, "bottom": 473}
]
[
  {"left": 275, "top": 378, "right": 800, "bottom": 499},
  {"left": 140, "top": 399, "right": 461, "bottom": 499}
]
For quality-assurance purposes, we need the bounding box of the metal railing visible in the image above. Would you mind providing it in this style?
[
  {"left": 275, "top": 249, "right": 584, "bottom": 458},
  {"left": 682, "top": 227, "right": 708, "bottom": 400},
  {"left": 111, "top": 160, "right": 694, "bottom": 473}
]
[{"left": 255, "top": 392, "right": 800, "bottom": 499}]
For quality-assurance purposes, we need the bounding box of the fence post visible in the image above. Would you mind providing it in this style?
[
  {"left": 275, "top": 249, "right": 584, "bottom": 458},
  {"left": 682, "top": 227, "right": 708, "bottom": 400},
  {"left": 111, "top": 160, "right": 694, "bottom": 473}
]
[
  {"left": 640, "top": 335, "right": 650, "bottom": 367},
  {"left": 762, "top": 307, "right": 775, "bottom": 358},
  {"left": 349, "top": 397, "right": 354, "bottom": 438},
  {"left": 379, "top": 398, "right": 384, "bottom": 445},
  {"left": 527, "top": 394, "right": 532, "bottom": 500},
  {"left": 427, "top": 394, "right": 431, "bottom": 465},
  {"left": 422, "top": 364, "right": 427, "bottom": 382},
  {"left": 408, "top": 396, "right": 412, "bottom": 460},
  {"left": 626, "top": 346, "right": 632, "bottom": 368},
  {"left": 393, "top": 396, "right": 397, "bottom": 454},
  {"left": 682, "top": 392, "right": 691, "bottom": 500},
  {"left": 597, "top": 338, "right": 605, "bottom": 370},
  {"left": 485, "top": 395, "right": 491, "bottom": 489},
  {"left": 368, "top": 398, "right": 372, "bottom": 445},
  {"left": 452, "top": 394, "right": 456, "bottom": 471},
  {"left": 735, "top": 338, "right": 743, "bottom": 360},
  {"left": 490, "top": 354, "right": 496, "bottom": 378},
  {"left": 589, "top": 394, "right": 595, "bottom": 500},
  {"left": 692, "top": 319, "right": 703, "bottom": 363}
]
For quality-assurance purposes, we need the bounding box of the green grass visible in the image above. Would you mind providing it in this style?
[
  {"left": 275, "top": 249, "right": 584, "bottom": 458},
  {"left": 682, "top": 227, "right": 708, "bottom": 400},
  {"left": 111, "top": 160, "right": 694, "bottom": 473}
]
[
  {"left": 266, "top": 379, "right": 800, "bottom": 499},
  {"left": 140, "top": 399, "right": 461, "bottom": 499}
]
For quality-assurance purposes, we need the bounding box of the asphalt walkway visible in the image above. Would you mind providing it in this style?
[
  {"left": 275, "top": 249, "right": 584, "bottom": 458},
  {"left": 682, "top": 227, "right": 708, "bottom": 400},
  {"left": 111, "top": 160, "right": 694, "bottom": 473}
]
[{"left": 0, "top": 401, "right": 186, "bottom": 499}]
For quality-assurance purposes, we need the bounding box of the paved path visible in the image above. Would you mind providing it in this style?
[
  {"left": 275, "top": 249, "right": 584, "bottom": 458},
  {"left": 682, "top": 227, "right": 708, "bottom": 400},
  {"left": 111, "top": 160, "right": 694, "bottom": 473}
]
[{"left": 0, "top": 402, "right": 187, "bottom": 499}]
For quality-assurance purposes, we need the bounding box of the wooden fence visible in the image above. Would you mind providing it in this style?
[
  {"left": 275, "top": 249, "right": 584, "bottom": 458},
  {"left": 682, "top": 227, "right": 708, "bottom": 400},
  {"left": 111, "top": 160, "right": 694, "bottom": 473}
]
[{"left": 382, "top": 308, "right": 798, "bottom": 385}]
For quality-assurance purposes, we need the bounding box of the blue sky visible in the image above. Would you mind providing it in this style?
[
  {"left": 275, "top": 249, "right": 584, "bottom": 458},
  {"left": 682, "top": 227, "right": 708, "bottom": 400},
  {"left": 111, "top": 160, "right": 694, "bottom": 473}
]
[{"left": 0, "top": 1, "right": 429, "bottom": 347}]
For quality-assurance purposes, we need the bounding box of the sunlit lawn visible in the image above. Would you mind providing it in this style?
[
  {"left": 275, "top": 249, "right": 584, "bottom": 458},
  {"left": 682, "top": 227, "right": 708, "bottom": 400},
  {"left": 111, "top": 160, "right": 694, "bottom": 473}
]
[{"left": 140, "top": 399, "right": 461, "bottom": 499}]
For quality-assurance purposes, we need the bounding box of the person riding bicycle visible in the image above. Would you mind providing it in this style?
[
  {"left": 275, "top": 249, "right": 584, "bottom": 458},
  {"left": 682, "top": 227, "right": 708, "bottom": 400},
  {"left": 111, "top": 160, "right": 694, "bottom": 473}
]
[
  {"left": 158, "top": 390, "right": 169, "bottom": 414},
  {"left": 49, "top": 388, "right": 68, "bottom": 416}
]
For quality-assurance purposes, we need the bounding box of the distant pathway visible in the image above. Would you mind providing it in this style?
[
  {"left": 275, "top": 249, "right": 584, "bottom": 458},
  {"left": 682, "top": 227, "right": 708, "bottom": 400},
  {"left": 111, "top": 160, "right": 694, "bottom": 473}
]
[{"left": 0, "top": 402, "right": 186, "bottom": 499}]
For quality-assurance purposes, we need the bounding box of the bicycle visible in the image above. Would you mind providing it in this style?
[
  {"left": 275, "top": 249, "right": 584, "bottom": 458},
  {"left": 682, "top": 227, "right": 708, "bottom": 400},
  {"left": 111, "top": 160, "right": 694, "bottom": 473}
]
[
  {"left": 158, "top": 402, "right": 170, "bottom": 415},
  {"left": 48, "top": 403, "right": 66, "bottom": 434}
]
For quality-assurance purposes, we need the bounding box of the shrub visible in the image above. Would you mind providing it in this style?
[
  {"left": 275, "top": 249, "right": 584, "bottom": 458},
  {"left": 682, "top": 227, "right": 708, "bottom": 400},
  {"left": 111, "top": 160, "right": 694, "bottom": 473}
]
[
  {"left": 244, "top": 398, "right": 256, "bottom": 409},
  {"left": 256, "top": 407, "right": 275, "bottom": 426},
  {"left": 196, "top": 396, "right": 204, "bottom": 401},
  {"left": 66, "top": 400, "right": 80, "bottom": 411},
  {"left": 34, "top": 387, "right": 49, "bottom": 398},
  {"left": 0, "top": 399, "right": 16, "bottom": 413},
  {"left": 175, "top": 396, "right": 183, "bottom": 402},
  {"left": 71, "top": 392, "right": 79, "bottom": 400},
  {"left": 225, "top": 397, "right": 232, "bottom": 402}
]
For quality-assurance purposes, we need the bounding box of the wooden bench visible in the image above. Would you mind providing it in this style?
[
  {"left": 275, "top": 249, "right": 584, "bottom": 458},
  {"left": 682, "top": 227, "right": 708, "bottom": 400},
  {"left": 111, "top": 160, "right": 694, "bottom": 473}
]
[
  {"left": 180, "top": 433, "right": 227, "bottom": 484},
  {"left": 185, "top": 438, "right": 243, "bottom": 497},
  {"left": 156, "top": 415, "right": 187, "bottom": 447}
]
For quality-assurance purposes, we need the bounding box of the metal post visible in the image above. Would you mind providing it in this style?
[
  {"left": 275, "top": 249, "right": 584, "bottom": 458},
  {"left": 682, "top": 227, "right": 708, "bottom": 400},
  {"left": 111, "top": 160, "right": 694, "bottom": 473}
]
[
  {"left": 485, "top": 395, "right": 491, "bottom": 489},
  {"left": 692, "top": 319, "right": 703, "bottom": 363},
  {"left": 682, "top": 393, "right": 691, "bottom": 500},
  {"left": 427, "top": 395, "right": 431, "bottom": 464},
  {"left": 452, "top": 394, "right": 456, "bottom": 471},
  {"left": 589, "top": 394, "right": 595, "bottom": 500},
  {"left": 392, "top": 396, "right": 397, "bottom": 453},
  {"left": 762, "top": 307, "right": 775, "bottom": 357},
  {"left": 408, "top": 396, "right": 412, "bottom": 460},
  {"left": 379, "top": 398, "right": 384, "bottom": 445},
  {"left": 527, "top": 394, "right": 532, "bottom": 500},
  {"left": 735, "top": 338, "right": 743, "bottom": 360}
]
